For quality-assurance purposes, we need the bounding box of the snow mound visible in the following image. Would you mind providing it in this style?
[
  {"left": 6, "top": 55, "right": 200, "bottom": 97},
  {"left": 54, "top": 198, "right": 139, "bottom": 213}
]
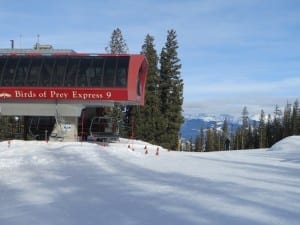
[{"left": 269, "top": 136, "right": 300, "bottom": 152}]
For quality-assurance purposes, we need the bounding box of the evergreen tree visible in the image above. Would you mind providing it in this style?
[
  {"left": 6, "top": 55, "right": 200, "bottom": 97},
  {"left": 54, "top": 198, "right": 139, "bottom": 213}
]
[
  {"left": 266, "top": 113, "right": 275, "bottom": 147},
  {"left": 199, "top": 127, "right": 205, "bottom": 151},
  {"left": 222, "top": 118, "right": 229, "bottom": 137},
  {"left": 221, "top": 117, "right": 229, "bottom": 150},
  {"left": 188, "top": 137, "right": 193, "bottom": 151},
  {"left": 283, "top": 102, "right": 292, "bottom": 137},
  {"left": 296, "top": 100, "right": 300, "bottom": 135},
  {"left": 134, "top": 34, "right": 162, "bottom": 144},
  {"left": 258, "top": 110, "right": 267, "bottom": 148},
  {"left": 273, "top": 104, "right": 283, "bottom": 142},
  {"left": 194, "top": 127, "right": 205, "bottom": 152},
  {"left": 105, "top": 28, "right": 129, "bottom": 53},
  {"left": 252, "top": 120, "right": 260, "bottom": 149},
  {"left": 241, "top": 106, "right": 249, "bottom": 149},
  {"left": 230, "top": 126, "right": 237, "bottom": 150},
  {"left": 291, "top": 99, "right": 300, "bottom": 135},
  {"left": 245, "top": 125, "right": 252, "bottom": 149},
  {"left": 194, "top": 135, "right": 201, "bottom": 152},
  {"left": 205, "top": 128, "right": 214, "bottom": 151},
  {"left": 212, "top": 124, "right": 220, "bottom": 151},
  {"left": 235, "top": 127, "right": 243, "bottom": 150},
  {"left": 158, "top": 30, "right": 184, "bottom": 150}
]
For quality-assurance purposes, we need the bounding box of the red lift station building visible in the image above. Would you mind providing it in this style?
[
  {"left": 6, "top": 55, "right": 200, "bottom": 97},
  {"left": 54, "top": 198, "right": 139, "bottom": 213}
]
[{"left": 0, "top": 47, "right": 148, "bottom": 141}]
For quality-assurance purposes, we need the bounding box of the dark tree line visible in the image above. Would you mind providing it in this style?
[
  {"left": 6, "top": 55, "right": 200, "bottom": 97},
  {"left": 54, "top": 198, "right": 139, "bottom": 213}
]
[{"left": 193, "top": 99, "right": 300, "bottom": 152}]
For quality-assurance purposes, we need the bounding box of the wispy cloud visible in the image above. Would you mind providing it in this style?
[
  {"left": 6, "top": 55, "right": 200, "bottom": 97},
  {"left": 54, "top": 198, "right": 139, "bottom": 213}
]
[
  {"left": 183, "top": 95, "right": 298, "bottom": 118},
  {"left": 185, "top": 77, "right": 300, "bottom": 98}
]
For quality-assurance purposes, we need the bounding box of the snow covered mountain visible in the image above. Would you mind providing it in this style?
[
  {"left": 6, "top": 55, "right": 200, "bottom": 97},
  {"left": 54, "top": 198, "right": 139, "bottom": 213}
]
[
  {"left": 181, "top": 112, "right": 261, "bottom": 139},
  {"left": 183, "top": 112, "right": 234, "bottom": 122},
  {"left": 180, "top": 113, "right": 238, "bottom": 139},
  {"left": 1, "top": 136, "right": 300, "bottom": 225}
]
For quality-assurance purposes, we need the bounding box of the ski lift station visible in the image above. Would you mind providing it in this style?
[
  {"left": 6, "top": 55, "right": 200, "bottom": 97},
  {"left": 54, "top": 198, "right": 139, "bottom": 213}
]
[{"left": 0, "top": 43, "right": 148, "bottom": 141}]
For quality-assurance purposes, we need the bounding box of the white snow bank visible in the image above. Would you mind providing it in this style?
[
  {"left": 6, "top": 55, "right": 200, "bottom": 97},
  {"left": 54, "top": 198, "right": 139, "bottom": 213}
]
[
  {"left": 269, "top": 135, "right": 300, "bottom": 152},
  {"left": 0, "top": 138, "right": 300, "bottom": 225}
]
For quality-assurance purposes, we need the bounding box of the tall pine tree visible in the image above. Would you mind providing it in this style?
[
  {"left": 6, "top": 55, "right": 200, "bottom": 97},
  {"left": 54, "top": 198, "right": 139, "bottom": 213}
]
[
  {"left": 241, "top": 106, "right": 249, "bottom": 149},
  {"left": 273, "top": 104, "right": 283, "bottom": 142},
  {"left": 266, "top": 113, "right": 275, "bottom": 147},
  {"left": 292, "top": 99, "right": 300, "bottom": 135},
  {"left": 205, "top": 128, "right": 214, "bottom": 151},
  {"left": 258, "top": 109, "right": 267, "bottom": 148},
  {"left": 283, "top": 102, "right": 292, "bottom": 137},
  {"left": 221, "top": 117, "right": 229, "bottom": 150},
  {"left": 159, "top": 30, "right": 184, "bottom": 150},
  {"left": 105, "top": 28, "right": 129, "bottom": 53},
  {"left": 134, "top": 34, "right": 162, "bottom": 144},
  {"left": 195, "top": 127, "right": 205, "bottom": 152}
]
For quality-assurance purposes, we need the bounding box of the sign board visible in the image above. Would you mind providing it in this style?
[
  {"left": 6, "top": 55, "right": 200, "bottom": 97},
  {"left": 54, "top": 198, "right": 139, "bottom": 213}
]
[{"left": 0, "top": 87, "right": 128, "bottom": 101}]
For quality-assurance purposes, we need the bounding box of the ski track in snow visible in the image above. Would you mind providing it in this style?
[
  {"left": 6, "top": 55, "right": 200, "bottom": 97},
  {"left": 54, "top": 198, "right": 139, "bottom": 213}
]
[{"left": 0, "top": 137, "right": 300, "bottom": 225}]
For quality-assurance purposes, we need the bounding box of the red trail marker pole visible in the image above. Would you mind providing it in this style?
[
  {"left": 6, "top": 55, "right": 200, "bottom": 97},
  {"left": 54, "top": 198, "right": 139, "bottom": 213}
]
[{"left": 156, "top": 147, "right": 159, "bottom": 156}]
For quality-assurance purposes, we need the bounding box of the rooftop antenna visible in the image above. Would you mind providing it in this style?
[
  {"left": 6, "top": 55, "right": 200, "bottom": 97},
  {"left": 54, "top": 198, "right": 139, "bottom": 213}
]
[
  {"left": 35, "top": 34, "right": 40, "bottom": 50},
  {"left": 37, "top": 34, "right": 40, "bottom": 44},
  {"left": 10, "top": 40, "right": 14, "bottom": 49},
  {"left": 19, "top": 34, "right": 23, "bottom": 49}
]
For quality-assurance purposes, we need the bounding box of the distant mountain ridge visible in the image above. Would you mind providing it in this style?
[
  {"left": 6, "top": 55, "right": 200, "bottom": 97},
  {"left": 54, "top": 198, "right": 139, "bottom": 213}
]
[
  {"left": 180, "top": 113, "right": 238, "bottom": 140},
  {"left": 183, "top": 113, "right": 234, "bottom": 122},
  {"left": 180, "top": 112, "right": 261, "bottom": 140}
]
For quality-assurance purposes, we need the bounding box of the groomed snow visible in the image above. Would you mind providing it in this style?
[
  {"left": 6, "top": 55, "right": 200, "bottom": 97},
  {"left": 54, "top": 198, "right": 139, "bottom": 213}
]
[{"left": 0, "top": 136, "right": 300, "bottom": 225}]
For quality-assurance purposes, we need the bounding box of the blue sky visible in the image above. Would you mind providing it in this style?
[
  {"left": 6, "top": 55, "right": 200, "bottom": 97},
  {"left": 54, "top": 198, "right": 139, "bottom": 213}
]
[{"left": 1, "top": 0, "right": 299, "bottom": 117}]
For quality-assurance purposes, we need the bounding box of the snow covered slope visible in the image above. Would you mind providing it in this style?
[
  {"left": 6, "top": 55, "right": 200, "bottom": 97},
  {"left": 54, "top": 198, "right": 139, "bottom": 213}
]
[{"left": 0, "top": 137, "right": 300, "bottom": 225}]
